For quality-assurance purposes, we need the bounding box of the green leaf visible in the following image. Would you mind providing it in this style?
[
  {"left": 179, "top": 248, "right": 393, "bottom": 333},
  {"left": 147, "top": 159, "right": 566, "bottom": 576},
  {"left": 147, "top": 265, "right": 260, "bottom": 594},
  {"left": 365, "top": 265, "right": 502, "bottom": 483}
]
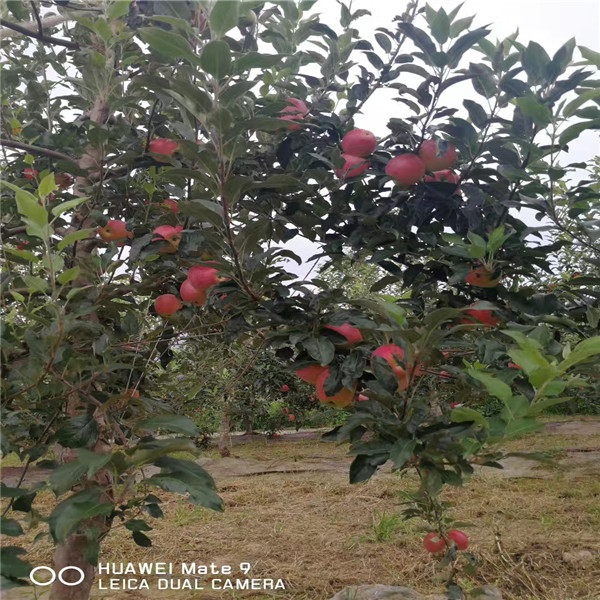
[
  {"left": 514, "top": 96, "right": 552, "bottom": 127},
  {"left": 430, "top": 8, "right": 450, "bottom": 44},
  {"left": 138, "top": 27, "right": 195, "bottom": 62},
  {"left": 51, "top": 197, "right": 88, "bottom": 217},
  {"left": 37, "top": 174, "right": 56, "bottom": 198},
  {"left": 501, "top": 395, "right": 529, "bottom": 421},
  {"left": 563, "top": 89, "right": 600, "bottom": 118},
  {"left": 108, "top": 0, "right": 132, "bottom": 19},
  {"left": 147, "top": 457, "right": 223, "bottom": 511},
  {"left": 0, "top": 518, "right": 24, "bottom": 537},
  {"left": 6, "top": 0, "right": 30, "bottom": 21},
  {"left": 138, "top": 415, "right": 199, "bottom": 436},
  {"left": 235, "top": 52, "right": 283, "bottom": 73},
  {"left": 49, "top": 489, "right": 113, "bottom": 543},
  {"left": 132, "top": 531, "right": 152, "bottom": 547},
  {"left": 58, "top": 228, "right": 95, "bottom": 251},
  {"left": 451, "top": 407, "right": 488, "bottom": 429},
  {"left": 304, "top": 337, "right": 335, "bottom": 366},
  {"left": 505, "top": 418, "right": 544, "bottom": 438},
  {"left": 558, "top": 336, "right": 600, "bottom": 371},
  {"left": 389, "top": 439, "right": 416, "bottom": 468},
  {"left": 349, "top": 453, "right": 388, "bottom": 483},
  {"left": 200, "top": 40, "right": 231, "bottom": 79},
  {"left": 50, "top": 450, "right": 111, "bottom": 496},
  {"left": 2, "top": 181, "right": 50, "bottom": 241},
  {"left": 463, "top": 99, "right": 487, "bottom": 128},
  {"left": 528, "top": 397, "right": 571, "bottom": 415},
  {"left": 468, "top": 370, "right": 512, "bottom": 403},
  {"left": 447, "top": 27, "right": 490, "bottom": 68},
  {"left": 0, "top": 546, "right": 31, "bottom": 581},
  {"left": 57, "top": 267, "right": 81, "bottom": 285},
  {"left": 22, "top": 275, "right": 48, "bottom": 294},
  {"left": 56, "top": 414, "right": 99, "bottom": 449},
  {"left": 209, "top": 0, "right": 239, "bottom": 38},
  {"left": 522, "top": 41, "right": 551, "bottom": 83},
  {"left": 559, "top": 118, "right": 600, "bottom": 146},
  {"left": 578, "top": 45, "right": 600, "bottom": 68}
]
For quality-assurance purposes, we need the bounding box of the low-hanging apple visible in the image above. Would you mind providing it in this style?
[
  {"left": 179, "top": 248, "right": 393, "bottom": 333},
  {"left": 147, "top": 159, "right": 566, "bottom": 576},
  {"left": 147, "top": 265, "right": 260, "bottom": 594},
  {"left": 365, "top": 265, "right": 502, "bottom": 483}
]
[
  {"left": 148, "top": 138, "right": 179, "bottom": 158},
  {"left": 315, "top": 367, "right": 356, "bottom": 408},
  {"left": 335, "top": 153, "right": 369, "bottom": 178},
  {"left": 152, "top": 225, "right": 183, "bottom": 254},
  {"left": 385, "top": 154, "right": 426, "bottom": 185},
  {"left": 288, "top": 413, "right": 296, "bottom": 422},
  {"left": 180, "top": 279, "right": 207, "bottom": 306},
  {"left": 419, "top": 139, "right": 457, "bottom": 171},
  {"left": 294, "top": 364, "right": 327, "bottom": 384},
  {"left": 341, "top": 129, "right": 376, "bottom": 157},
  {"left": 423, "top": 532, "right": 446, "bottom": 553},
  {"left": 461, "top": 307, "right": 500, "bottom": 327},
  {"left": 154, "top": 294, "right": 183, "bottom": 316},
  {"left": 188, "top": 264, "right": 227, "bottom": 290},
  {"left": 447, "top": 529, "right": 469, "bottom": 550},
  {"left": 97, "top": 220, "right": 133, "bottom": 243},
  {"left": 324, "top": 323, "right": 363, "bottom": 348},
  {"left": 465, "top": 265, "right": 501, "bottom": 288},
  {"left": 371, "top": 344, "right": 411, "bottom": 390},
  {"left": 281, "top": 384, "right": 290, "bottom": 392}
]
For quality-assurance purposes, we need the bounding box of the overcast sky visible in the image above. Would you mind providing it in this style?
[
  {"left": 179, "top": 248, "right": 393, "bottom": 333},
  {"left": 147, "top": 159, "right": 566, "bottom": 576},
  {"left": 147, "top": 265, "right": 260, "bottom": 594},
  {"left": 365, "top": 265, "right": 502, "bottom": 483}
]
[{"left": 286, "top": 0, "right": 600, "bottom": 279}]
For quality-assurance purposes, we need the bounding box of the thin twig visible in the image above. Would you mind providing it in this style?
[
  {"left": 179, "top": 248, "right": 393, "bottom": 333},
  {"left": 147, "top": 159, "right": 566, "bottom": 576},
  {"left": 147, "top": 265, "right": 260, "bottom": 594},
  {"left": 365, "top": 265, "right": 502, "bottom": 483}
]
[
  {"left": 0, "top": 138, "right": 76, "bottom": 163},
  {"left": 0, "top": 18, "right": 79, "bottom": 50}
]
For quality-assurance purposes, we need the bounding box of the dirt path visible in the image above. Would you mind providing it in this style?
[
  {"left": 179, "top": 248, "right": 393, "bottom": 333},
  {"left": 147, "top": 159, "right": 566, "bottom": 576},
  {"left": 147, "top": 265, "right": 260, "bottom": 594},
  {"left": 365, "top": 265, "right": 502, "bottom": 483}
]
[{"left": 3, "top": 421, "right": 599, "bottom": 487}]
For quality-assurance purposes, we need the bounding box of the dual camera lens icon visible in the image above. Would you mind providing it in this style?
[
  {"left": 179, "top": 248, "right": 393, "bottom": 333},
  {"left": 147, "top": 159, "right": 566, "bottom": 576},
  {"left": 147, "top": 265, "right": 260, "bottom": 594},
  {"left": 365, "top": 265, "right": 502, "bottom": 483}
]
[{"left": 29, "top": 566, "right": 85, "bottom": 586}]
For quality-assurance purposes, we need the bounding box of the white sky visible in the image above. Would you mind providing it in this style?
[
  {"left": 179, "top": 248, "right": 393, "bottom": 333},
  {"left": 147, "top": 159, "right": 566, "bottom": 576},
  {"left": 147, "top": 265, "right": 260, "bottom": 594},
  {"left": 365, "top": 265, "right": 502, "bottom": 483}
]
[{"left": 286, "top": 0, "right": 600, "bottom": 280}]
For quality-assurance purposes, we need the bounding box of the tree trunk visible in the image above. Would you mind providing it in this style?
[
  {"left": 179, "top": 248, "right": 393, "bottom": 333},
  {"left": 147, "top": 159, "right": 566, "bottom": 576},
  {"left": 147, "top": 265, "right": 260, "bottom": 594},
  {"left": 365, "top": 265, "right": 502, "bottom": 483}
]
[
  {"left": 244, "top": 413, "right": 253, "bottom": 435},
  {"left": 218, "top": 410, "right": 231, "bottom": 457},
  {"left": 50, "top": 93, "right": 112, "bottom": 600},
  {"left": 50, "top": 532, "right": 97, "bottom": 600}
]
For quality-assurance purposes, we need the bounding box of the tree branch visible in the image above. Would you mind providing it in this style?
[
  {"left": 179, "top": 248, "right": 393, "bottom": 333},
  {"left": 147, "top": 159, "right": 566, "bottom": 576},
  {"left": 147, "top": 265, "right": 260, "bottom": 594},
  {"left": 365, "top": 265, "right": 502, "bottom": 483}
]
[
  {"left": 0, "top": 138, "right": 76, "bottom": 163},
  {"left": 0, "top": 18, "right": 79, "bottom": 50}
]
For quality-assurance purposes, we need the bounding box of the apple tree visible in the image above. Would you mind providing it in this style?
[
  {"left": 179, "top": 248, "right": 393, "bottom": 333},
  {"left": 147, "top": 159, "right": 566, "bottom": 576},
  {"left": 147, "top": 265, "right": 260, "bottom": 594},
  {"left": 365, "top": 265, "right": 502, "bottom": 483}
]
[{"left": 1, "top": 1, "right": 600, "bottom": 599}]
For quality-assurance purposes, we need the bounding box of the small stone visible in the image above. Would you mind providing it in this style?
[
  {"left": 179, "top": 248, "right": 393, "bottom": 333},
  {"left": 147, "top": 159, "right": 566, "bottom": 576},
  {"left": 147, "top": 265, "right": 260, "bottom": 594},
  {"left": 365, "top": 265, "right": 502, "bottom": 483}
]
[
  {"left": 328, "top": 585, "right": 444, "bottom": 600},
  {"left": 469, "top": 585, "right": 503, "bottom": 599},
  {"left": 562, "top": 550, "right": 594, "bottom": 564}
]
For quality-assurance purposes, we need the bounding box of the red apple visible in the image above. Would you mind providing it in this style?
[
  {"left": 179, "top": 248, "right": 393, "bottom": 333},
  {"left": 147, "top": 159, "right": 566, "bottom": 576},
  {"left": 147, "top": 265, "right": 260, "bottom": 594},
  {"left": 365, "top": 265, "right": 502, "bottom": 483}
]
[
  {"left": 341, "top": 129, "right": 376, "bottom": 157},
  {"left": 188, "top": 264, "right": 226, "bottom": 290},
  {"left": 23, "top": 168, "right": 38, "bottom": 180},
  {"left": 180, "top": 279, "right": 207, "bottom": 306},
  {"left": 281, "top": 384, "right": 290, "bottom": 392},
  {"left": 508, "top": 362, "right": 521, "bottom": 369},
  {"left": 295, "top": 364, "right": 326, "bottom": 384},
  {"left": 97, "top": 220, "right": 133, "bottom": 243},
  {"left": 419, "top": 139, "right": 457, "bottom": 171},
  {"left": 448, "top": 529, "right": 469, "bottom": 550},
  {"left": 461, "top": 307, "right": 500, "bottom": 327},
  {"left": 315, "top": 367, "right": 356, "bottom": 408},
  {"left": 371, "top": 344, "right": 411, "bottom": 390},
  {"left": 424, "top": 169, "right": 460, "bottom": 184},
  {"left": 279, "top": 98, "right": 309, "bottom": 131},
  {"left": 465, "top": 266, "right": 501, "bottom": 288},
  {"left": 161, "top": 198, "right": 179, "bottom": 212},
  {"left": 148, "top": 138, "right": 179, "bottom": 158},
  {"left": 335, "top": 153, "right": 369, "bottom": 179},
  {"left": 385, "top": 154, "right": 426, "bottom": 185},
  {"left": 324, "top": 323, "right": 363, "bottom": 348},
  {"left": 152, "top": 225, "right": 183, "bottom": 253},
  {"left": 423, "top": 532, "right": 446, "bottom": 553},
  {"left": 155, "top": 294, "right": 183, "bottom": 316},
  {"left": 288, "top": 413, "right": 296, "bottom": 422},
  {"left": 357, "top": 394, "right": 369, "bottom": 402}
]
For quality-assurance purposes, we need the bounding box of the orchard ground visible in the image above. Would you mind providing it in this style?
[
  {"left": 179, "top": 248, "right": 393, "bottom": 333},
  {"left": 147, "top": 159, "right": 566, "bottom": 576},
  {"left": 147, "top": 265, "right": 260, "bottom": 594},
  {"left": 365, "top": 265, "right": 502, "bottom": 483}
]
[{"left": 2, "top": 417, "right": 599, "bottom": 600}]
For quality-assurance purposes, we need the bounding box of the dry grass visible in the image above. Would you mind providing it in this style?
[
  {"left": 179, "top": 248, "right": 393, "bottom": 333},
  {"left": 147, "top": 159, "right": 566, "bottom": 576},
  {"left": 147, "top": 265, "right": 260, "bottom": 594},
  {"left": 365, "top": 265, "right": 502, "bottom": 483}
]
[{"left": 4, "top": 421, "right": 600, "bottom": 600}]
